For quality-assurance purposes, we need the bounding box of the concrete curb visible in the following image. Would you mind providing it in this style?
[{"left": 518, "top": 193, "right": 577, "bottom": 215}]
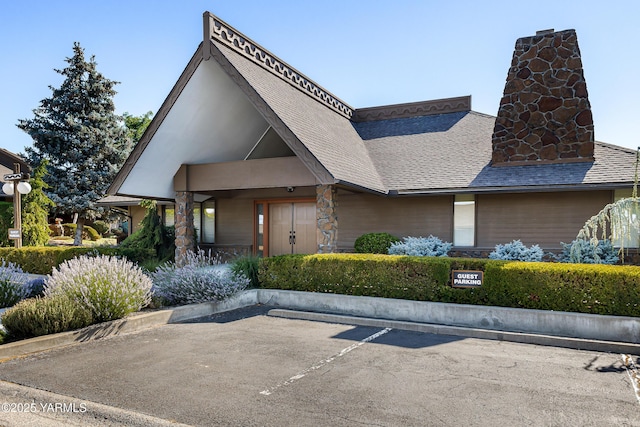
[
  {"left": 267, "top": 309, "right": 640, "bottom": 354},
  {"left": 0, "top": 290, "right": 259, "bottom": 361},
  {"left": 1, "top": 288, "right": 639, "bottom": 361}
]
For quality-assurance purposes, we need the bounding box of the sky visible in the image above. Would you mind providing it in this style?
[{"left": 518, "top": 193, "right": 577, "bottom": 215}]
[{"left": 0, "top": 1, "right": 638, "bottom": 156}]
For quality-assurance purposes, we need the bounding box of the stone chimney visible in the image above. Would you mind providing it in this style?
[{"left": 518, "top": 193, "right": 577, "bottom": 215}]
[{"left": 491, "top": 29, "right": 594, "bottom": 166}]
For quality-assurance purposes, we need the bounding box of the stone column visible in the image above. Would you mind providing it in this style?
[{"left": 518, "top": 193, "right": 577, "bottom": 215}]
[
  {"left": 316, "top": 184, "right": 338, "bottom": 253},
  {"left": 175, "top": 191, "right": 195, "bottom": 267}
]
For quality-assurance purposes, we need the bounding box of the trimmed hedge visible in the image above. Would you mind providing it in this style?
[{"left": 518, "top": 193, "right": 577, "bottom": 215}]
[
  {"left": 0, "top": 247, "right": 156, "bottom": 274},
  {"left": 258, "top": 254, "right": 640, "bottom": 317}
]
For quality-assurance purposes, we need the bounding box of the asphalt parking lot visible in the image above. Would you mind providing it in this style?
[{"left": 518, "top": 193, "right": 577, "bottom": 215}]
[{"left": 0, "top": 305, "right": 638, "bottom": 426}]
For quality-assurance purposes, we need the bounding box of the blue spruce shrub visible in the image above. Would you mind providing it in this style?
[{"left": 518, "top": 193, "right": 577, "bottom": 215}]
[
  {"left": 558, "top": 239, "right": 619, "bottom": 264},
  {"left": 0, "top": 261, "right": 30, "bottom": 308},
  {"left": 488, "top": 240, "right": 543, "bottom": 262},
  {"left": 388, "top": 235, "right": 452, "bottom": 257}
]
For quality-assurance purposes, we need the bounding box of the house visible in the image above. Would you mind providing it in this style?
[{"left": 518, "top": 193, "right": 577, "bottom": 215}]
[
  {"left": 108, "top": 13, "right": 637, "bottom": 265},
  {"left": 0, "top": 148, "right": 31, "bottom": 200}
]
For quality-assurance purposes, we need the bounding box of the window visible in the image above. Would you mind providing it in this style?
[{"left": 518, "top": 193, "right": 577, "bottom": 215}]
[
  {"left": 201, "top": 201, "right": 215, "bottom": 244},
  {"left": 255, "top": 203, "right": 264, "bottom": 257},
  {"left": 163, "top": 206, "right": 175, "bottom": 227},
  {"left": 162, "top": 200, "right": 215, "bottom": 244},
  {"left": 454, "top": 194, "right": 475, "bottom": 247},
  {"left": 613, "top": 189, "right": 639, "bottom": 248}
]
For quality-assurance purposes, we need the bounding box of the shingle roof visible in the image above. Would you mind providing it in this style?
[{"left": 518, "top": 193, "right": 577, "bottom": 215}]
[
  {"left": 210, "top": 39, "right": 387, "bottom": 193},
  {"left": 110, "top": 13, "right": 638, "bottom": 198},
  {"left": 360, "top": 111, "right": 636, "bottom": 193}
]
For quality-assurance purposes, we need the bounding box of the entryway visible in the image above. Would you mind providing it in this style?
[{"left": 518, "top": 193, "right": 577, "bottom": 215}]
[{"left": 268, "top": 202, "right": 316, "bottom": 255}]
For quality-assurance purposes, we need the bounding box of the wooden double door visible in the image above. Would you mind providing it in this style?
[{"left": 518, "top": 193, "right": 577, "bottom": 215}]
[{"left": 268, "top": 202, "right": 316, "bottom": 256}]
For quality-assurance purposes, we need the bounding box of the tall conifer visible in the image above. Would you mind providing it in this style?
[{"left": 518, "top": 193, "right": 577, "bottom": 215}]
[{"left": 18, "top": 43, "right": 131, "bottom": 245}]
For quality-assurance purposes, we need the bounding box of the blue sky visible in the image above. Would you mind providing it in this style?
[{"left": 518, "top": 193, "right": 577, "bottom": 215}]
[{"left": 1, "top": 1, "right": 638, "bottom": 155}]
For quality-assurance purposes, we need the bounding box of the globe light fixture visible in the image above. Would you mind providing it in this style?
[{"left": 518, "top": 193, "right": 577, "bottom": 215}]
[
  {"left": 16, "top": 181, "right": 31, "bottom": 195},
  {"left": 2, "top": 183, "right": 13, "bottom": 195},
  {"left": 3, "top": 163, "right": 32, "bottom": 248}
]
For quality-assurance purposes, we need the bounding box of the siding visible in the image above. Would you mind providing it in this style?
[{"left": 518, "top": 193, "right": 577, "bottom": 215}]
[
  {"left": 338, "top": 191, "right": 452, "bottom": 250},
  {"left": 215, "top": 198, "right": 254, "bottom": 245},
  {"left": 476, "top": 191, "right": 612, "bottom": 249}
]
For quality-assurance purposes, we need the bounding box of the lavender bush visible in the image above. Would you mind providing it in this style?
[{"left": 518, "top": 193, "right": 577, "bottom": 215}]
[
  {"left": 44, "top": 255, "right": 152, "bottom": 322},
  {"left": 1, "top": 294, "right": 94, "bottom": 339},
  {"left": 0, "top": 261, "right": 30, "bottom": 308},
  {"left": 151, "top": 250, "right": 249, "bottom": 305}
]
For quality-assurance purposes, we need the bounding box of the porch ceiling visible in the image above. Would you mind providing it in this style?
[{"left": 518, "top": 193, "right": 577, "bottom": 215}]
[{"left": 118, "top": 59, "right": 269, "bottom": 200}]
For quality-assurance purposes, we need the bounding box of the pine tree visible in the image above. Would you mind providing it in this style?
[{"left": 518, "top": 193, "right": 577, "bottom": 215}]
[
  {"left": 21, "top": 160, "right": 55, "bottom": 246},
  {"left": 18, "top": 43, "right": 132, "bottom": 245}
]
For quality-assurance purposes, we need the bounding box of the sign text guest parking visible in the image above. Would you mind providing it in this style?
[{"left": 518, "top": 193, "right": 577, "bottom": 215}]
[{"left": 452, "top": 270, "right": 483, "bottom": 288}]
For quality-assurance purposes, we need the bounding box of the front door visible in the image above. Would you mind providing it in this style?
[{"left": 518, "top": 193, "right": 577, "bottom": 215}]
[{"left": 269, "top": 202, "right": 316, "bottom": 255}]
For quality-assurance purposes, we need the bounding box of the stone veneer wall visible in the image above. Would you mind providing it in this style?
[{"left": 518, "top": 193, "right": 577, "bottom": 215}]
[
  {"left": 175, "top": 191, "right": 195, "bottom": 267},
  {"left": 316, "top": 184, "right": 338, "bottom": 253},
  {"left": 492, "top": 29, "right": 594, "bottom": 165}
]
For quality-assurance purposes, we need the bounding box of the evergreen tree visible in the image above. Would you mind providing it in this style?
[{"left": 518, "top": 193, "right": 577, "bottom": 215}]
[
  {"left": 21, "top": 160, "right": 55, "bottom": 246},
  {"left": 18, "top": 43, "right": 132, "bottom": 245}
]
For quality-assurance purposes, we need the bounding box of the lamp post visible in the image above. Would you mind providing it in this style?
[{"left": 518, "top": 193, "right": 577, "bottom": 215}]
[{"left": 2, "top": 163, "right": 31, "bottom": 248}]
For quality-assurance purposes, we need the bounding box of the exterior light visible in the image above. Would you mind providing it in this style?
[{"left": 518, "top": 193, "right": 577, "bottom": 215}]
[
  {"left": 2, "top": 183, "right": 13, "bottom": 195},
  {"left": 3, "top": 163, "right": 31, "bottom": 248},
  {"left": 16, "top": 181, "right": 31, "bottom": 194}
]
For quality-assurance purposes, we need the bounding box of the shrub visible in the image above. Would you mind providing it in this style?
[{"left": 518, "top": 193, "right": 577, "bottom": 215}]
[
  {"left": 230, "top": 255, "right": 261, "bottom": 288},
  {"left": 0, "top": 261, "right": 29, "bottom": 308},
  {"left": 354, "top": 232, "right": 400, "bottom": 254},
  {"left": 388, "top": 235, "right": 452, "bottom": 257},
  {"left": 558, "top": 239, "right": 620, "bottom": 264},
  {"left": 489, "top": 240, "right": 543, "bottom": 262},
  {"left": 259, "top": 253, "right": 452, "bottom": 300},
  {"left": 44, "top": 255, "right": 152, "bottom": 322},
  {"left": 120, "top": 201, "right": 175, "bottom": 262},
  {"left": 258, "top": 253, "right": 640, "bottom": 316},
  {"left": 91, "top": 220, "right": 110, "bottom": 236},
  {"left": 151, "top": 250, "right": 249, "bottom": 305},
  {"left": 0, "top": 246, "right": 156, "bottom": 274},
  {"left": 0, "top": 201, "right": 13, "bottom": 247},
  {"left": 62, "top": 223, "right": 101, "bottom": 241},
  {"left": 26, "top": 276, "right": 46, "bottom": 298},
  {"left": 1, "top": 294, "right": 94, "bottom": 339}
]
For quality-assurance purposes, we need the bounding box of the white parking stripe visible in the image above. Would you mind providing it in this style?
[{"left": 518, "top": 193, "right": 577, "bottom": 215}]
[
  {"left": 260, "top": 327, "right": 392, "bottom": 396},
  {"left": 622, "top": 354, "right": 640, "bottom": 405}
]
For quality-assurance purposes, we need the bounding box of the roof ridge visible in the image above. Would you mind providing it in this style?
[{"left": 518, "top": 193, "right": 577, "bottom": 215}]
[
  {"left": 594, "top": 140, "right": 637, "bottom": 154},
  {"left": 204, "top": 12, "right": 353, "bottom": 119},
  {"left": 353, "top": 96, "right": 471, "bottom": 122}
]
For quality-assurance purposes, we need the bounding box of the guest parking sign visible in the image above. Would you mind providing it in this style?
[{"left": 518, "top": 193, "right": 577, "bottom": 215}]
[{"left": 452, "top": 270, "right": 483, "bottom": 288}]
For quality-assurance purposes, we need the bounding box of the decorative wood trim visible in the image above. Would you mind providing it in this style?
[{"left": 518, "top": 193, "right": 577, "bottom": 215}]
[
  {"left": 204, "top": 12, "right": 353, "bottom": 119},
  {"left": 353, "top": 96, "right": 471, "bottom": 122},
  {"left": 207, "top": 40, "right": 336, "bottom": 185}
]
